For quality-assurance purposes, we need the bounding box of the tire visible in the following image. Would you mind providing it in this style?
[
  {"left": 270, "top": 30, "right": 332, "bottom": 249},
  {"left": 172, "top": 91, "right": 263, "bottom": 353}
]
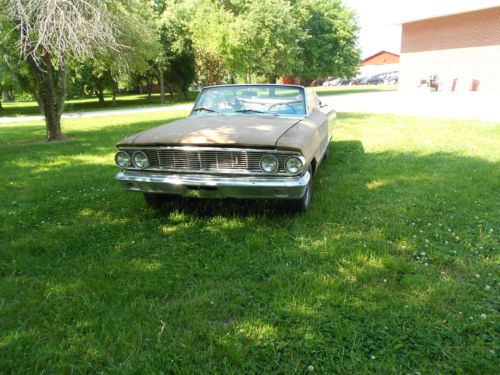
[
  {"left": 286, "top": 168, "right": 313, "bottom": 213},
  {"left": 143, "top": 192, "right": 164, "bottom": 207}
]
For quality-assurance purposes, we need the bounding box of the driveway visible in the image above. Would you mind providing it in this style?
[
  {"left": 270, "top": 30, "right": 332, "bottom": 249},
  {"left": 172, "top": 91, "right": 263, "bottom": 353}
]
[{"left": 320, "top": 90, "right": 500, "bottom": 122}]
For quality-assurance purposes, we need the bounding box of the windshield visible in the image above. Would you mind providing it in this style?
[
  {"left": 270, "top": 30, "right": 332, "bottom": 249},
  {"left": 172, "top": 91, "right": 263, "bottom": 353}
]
[{"left": 191, "top": 85, "right": 306, "bottom": 117}]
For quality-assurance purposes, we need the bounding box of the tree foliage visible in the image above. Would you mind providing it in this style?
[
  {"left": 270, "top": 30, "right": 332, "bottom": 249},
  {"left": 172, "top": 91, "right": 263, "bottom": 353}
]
[
  {"left": 186, "top": 0, "right": 359, "bottom": 82},
  {"left": 294, "top": 0, "right": 360, "bottom": 79},
  {"left": 2, "top": 0, "right": 124, "bottom": 139},
  {"left": 0, "top": 0, "right": 360, "bottom": 140}
]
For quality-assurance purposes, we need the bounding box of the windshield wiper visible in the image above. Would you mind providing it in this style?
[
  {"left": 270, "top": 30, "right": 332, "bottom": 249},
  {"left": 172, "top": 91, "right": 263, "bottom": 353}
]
[
  {"left": 235, "top": 109, "right": 277, "bottom": 116},
  {"left": 192, "top": 107, "right": 223, "bottom": 115}
]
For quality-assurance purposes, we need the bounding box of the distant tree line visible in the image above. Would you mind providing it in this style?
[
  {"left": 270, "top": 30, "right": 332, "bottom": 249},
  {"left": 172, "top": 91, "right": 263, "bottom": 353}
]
[{"left": 0, "top": 0, "right": 360, "bottom": 140}]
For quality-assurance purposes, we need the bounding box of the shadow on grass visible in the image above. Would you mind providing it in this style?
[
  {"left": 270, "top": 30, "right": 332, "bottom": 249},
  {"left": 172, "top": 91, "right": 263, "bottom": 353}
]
[{"left": 0, "top": 119, "right": 498, "bottom": 373}]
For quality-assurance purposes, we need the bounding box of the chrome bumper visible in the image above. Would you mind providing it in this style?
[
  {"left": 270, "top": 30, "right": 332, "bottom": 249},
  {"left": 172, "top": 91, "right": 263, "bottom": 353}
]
[{"left": 116, "top": 171, "right": 310, "bottom": 199}]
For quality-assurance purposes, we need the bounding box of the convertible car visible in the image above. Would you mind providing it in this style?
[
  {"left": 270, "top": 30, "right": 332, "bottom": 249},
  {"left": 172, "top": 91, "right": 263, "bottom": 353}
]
[{"left": 114, "top": 84, "right": 336, "bottom": 212}]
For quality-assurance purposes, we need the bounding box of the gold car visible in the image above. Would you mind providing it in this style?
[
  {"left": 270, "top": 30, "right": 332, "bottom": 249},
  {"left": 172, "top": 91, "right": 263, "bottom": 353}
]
[{"left": 114, "top": 84, "right": 335, "bottom": 212}]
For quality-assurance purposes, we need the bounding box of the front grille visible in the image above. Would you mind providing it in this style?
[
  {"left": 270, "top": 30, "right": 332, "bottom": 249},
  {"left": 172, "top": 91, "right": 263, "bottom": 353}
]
[{"left": 124, "top": 147, "right": 298, "bottom": 175}]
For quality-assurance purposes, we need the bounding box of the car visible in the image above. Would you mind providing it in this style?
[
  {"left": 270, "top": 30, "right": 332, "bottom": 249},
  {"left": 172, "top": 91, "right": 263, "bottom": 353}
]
[
  {"left": 322, "top": 78, "right": 342, "bottom": 87},
  {"left": 386, "top": 73, "right": 398, "bottom": 85},
  {"left": 338, "top": 78, "right": 352, "bottom": 86},
  {"left": 355, "top": 77, "right": 370, "bottom": 85},
  {"left": 367, "top": 75, "right": 384, "bottom": 85},
  {"left": 114, "top": 84, "right": 336, "bottom": 213}
]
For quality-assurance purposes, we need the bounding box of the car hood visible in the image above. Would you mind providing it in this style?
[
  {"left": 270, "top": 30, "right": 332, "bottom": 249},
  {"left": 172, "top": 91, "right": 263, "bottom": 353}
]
[{"left": 117, "top": 115, "right": 302, "bottom": 148}]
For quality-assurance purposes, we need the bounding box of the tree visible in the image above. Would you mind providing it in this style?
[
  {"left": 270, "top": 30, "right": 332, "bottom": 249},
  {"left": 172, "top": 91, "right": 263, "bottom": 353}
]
[
  {"left": 2, "top": 0, "right": 122, "bottom": 140},
  {"left": 0, "top": 14, "right": 32, "bottom": 110},
  {"left": 194, "top": 48, "right": 227, "bottom": 86},
  {"left": 72, "top": 60, "right": 115, "bottom": 105},
  {"left": 188, "top": 0, "right": 303, "bottom": 83},
  {"left": 156, "top": 1, "right": 197, "bottom": 98},
  {"left": 73, "top": 5, "right": 158, "bottom": 107},
  {"left": 229, "top": 0, "right": 302, "bottom": 82},
  {"left": 294, "top": 0, "right": 360, "bottom": 80}
]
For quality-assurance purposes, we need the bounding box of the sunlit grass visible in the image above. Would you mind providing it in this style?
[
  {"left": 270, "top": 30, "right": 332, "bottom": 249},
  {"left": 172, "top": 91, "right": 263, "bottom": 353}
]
[{"left": 0, "top": 111, "right": 498, "bottom": 373}]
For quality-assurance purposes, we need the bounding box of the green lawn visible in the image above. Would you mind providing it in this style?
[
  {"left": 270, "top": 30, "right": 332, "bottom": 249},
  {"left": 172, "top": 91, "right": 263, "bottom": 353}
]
[
  {"left": 0, "top": 92, "right": 198, "bottom": 117},
  {"left": 1, "top": 112, "right": 498, "bottom": 373},
  {"left": 315, "top": 85, "right": 397, "bottom": 96}
]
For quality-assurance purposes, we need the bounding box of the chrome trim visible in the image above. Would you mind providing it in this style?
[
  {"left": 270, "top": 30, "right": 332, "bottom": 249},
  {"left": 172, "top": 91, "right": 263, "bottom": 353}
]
[
  {"left": 119, "top": 145, "right": 301, "bottom": 154},
  {"left": 116, "top": 171, "right": 311, "bottom": 200},
  {"left": 117, "top": 146, "right": 304, "bottom": 176}
]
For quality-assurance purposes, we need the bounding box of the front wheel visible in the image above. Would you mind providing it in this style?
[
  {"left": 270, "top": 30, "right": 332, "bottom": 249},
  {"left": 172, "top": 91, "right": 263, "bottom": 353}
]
[
  {"left": 286, "top": 168, "right": 312, "bottom": 213},
  {"left": 143, "top": 192, "right": 165, "bottom": 208}
]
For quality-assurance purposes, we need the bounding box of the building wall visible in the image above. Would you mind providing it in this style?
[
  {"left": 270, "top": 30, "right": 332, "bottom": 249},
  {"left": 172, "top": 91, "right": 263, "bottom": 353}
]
[
  {"left": 399, "top": 45, "right": 500, "bottom": 91},
  {"left": 400, "top": 7, "right": 500, "bottom": 91},
  {"left": 402, "top": 7, "right": 500, "bottom": 52},
  {"left": 363, "top": 52, "right": 400, "bottom": 65}
]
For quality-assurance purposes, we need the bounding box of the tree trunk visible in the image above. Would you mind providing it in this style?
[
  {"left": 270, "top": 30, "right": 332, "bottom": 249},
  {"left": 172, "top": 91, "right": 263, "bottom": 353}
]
[
  {"left": 147, "top": 77, "right": 153, "bottom": 102},
  {"left": 139, "top": 85, "right": 143, "bottom": 95},
  {"left": 35, "top": 96, "right": 45, "bottom": 115},
  {"left": 3, "top": 91, "right": 15, "bottom": 102},
  {"left": 0, "top": 100, "right": 3, "bottom": 111},
  {"left": 111, "top": 83, "right": 118, "bottom": 107},
  {"left": 267, "top": 73, "right": 277, "bottom": 84},
  {"left": 27, "top": 51, "right": 65, "bottom": 141},
  {"left": 95, "top": 89, "right": 105, "bottom": 105},
  {"left": 159, "top": 69, "right": 165, "bottom": 104}
]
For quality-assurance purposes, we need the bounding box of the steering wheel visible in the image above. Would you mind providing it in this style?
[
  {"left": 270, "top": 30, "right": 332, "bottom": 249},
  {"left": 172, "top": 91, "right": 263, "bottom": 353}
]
[{"left": 269, "top": 103, "right": 297, "bottom": 113}]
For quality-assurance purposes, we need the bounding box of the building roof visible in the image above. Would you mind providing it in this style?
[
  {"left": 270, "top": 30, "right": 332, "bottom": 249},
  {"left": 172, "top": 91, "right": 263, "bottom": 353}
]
[
  {"left": 362, "top": 50, "right": 400, "bottom": 63},
  {"left": 396, "top": 2, "right": 500, "bottom": 24}
]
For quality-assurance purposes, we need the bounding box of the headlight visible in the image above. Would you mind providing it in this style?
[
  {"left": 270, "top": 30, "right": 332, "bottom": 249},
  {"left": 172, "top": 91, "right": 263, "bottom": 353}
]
[
  {"left": 285, "top": 156, "right": 304, "bottom": 174},
  {"left": 132, "top": 151, "right": 150, "bottom": 169},
  {"left": 260, "top": 154, "right": 279, "bottom": 173},
  {"left": 115, "top": 151, "right": 131, "bottom": 167}
]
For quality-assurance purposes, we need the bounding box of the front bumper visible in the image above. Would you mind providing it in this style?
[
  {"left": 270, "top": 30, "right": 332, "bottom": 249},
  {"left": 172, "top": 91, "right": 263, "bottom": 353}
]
[{"left": 116, "top": 171, "right": 310, "bottom": 199}]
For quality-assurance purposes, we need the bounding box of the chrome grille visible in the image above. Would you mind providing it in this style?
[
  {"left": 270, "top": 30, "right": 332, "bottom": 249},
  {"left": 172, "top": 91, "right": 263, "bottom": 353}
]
[{"left": 124, "top": 147, "right": 297, "bottom": 175}]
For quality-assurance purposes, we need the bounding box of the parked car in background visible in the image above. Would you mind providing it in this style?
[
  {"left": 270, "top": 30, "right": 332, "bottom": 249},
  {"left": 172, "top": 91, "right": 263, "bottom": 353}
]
[
  {"left": 339, "top": 78, "right": 353, "bottom": 86},
  {"left": 367, "top": 74, "right": 385, "bottom": 85},
  {"left": 114, "top": 84, "right": 336, "bottom": 213},
  {"left": 386, "top": 72, "right": 399, "bottom": 85},
  {"left": 322, "top": 78, "right": 342, "bottom": 87},
  {"left": 355, "top": 77, "right": 369, "bottom": 85}
]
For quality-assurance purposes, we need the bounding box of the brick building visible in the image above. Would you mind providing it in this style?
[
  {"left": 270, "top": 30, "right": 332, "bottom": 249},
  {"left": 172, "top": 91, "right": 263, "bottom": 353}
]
[
  {"left": 399, "top": 6, "right": 500, "bottom": 91},
  {"left": 359, "top": 51, "right": 400, "bottom": 77}
]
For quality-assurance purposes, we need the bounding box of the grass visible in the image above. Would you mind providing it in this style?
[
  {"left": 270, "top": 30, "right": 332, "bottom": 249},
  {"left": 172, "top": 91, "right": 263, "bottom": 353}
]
[
  {"left": 0, "top": 92, "right": 198, "bottom": 117},
  {"left": 1, "top": 111, "right": 499, "bottom": 373},
  {"left": 314, "top": 85, "right": 397, "bottom": 96}
]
